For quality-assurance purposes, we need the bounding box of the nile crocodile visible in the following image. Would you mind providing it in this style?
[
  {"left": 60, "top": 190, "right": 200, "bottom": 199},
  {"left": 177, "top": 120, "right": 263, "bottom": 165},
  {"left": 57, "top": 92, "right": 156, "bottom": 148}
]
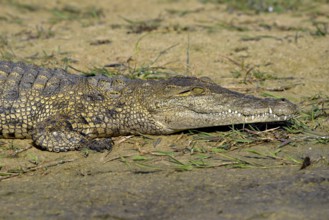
[{"left": 0, "top": 61, "right": 297, "bottom": 152}]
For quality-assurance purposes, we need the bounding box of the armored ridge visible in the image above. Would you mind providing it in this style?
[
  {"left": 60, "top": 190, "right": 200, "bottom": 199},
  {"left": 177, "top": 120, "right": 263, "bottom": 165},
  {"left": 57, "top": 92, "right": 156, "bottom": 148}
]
[{"left": 0, "top": 61, "right": 298, "bottom": 152}]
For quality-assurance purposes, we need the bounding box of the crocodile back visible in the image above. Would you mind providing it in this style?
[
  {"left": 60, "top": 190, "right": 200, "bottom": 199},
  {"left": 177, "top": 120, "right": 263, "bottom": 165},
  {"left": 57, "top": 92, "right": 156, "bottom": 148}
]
[{"left": 0, "top": 61, "right": 81, "bottom": 138}]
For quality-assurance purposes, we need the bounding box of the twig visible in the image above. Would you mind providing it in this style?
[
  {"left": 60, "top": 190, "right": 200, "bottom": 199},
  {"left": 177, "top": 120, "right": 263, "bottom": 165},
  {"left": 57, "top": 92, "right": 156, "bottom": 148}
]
[{"left": 0, "top": 158, "right": 77, "bottom": 181}]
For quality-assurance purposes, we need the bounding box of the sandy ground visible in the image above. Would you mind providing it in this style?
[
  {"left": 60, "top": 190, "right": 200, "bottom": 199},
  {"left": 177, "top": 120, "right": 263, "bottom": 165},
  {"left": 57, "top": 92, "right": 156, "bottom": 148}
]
[{"left": 0, "top": 0, "right": 328, "bottom": 219}]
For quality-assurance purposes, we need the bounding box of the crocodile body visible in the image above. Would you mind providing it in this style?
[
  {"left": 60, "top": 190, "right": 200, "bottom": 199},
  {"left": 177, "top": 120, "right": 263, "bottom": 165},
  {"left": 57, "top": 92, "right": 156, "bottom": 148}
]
[{"left": 0, "top": 61, "right": 297, "bottom": 152}]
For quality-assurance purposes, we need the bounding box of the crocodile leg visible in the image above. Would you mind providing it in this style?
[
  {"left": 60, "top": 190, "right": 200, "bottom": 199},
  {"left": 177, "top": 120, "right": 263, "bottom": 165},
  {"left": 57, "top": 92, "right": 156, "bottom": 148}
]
[{"left": 32, "top": 115, "right": 112, "bottom": 152}]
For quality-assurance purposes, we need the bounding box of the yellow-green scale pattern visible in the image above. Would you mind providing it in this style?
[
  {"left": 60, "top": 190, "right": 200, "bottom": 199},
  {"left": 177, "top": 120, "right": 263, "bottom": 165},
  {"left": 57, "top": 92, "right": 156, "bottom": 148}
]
[{"left": 0, "top": 61, "right": 164, "bottom": 152}]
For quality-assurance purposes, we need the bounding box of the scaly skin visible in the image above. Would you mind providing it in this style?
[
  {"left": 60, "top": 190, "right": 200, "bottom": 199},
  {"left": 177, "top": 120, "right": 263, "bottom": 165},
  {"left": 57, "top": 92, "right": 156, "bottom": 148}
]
[{"left": 0, "top": 61, "right": 297, "bottom": 152}]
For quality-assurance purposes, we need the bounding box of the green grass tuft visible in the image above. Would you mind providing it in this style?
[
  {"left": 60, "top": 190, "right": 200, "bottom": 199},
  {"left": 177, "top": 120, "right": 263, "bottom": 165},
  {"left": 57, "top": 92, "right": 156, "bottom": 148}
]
[{"left": 49, "top": 5, "right": 104, "bottom": 24}]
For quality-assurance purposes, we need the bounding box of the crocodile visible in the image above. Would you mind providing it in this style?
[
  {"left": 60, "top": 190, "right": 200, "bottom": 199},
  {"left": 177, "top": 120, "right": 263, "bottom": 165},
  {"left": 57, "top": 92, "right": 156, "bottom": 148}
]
[{"left": 0, "top": 61, "right": 297, "bottom": 152}]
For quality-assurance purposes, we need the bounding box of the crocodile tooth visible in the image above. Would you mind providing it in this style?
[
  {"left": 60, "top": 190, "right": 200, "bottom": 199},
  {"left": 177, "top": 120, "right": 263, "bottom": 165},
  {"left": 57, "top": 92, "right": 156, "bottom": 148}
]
[{"left": 269, "top": 107, "right": 273, "bottom": 114}]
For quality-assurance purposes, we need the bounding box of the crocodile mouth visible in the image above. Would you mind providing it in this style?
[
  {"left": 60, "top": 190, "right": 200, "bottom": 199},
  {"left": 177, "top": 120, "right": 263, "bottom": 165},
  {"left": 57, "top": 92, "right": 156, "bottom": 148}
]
[
  {"left": 154, "top": 107, "right": 297, "bottom": 132},
  {"left": 192, "top": 108, "right": 295, "bottom": 123}
]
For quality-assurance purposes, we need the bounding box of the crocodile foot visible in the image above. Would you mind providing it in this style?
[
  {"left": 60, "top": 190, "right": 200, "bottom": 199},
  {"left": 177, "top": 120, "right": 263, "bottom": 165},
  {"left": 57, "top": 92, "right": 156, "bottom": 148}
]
[{"left": 32, "top": 115, "right": 113, "bottom": 152}]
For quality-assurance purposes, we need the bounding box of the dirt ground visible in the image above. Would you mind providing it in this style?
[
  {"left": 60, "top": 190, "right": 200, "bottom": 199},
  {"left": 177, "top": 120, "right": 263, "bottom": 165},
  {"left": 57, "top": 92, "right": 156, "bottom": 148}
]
[{"left": 0, "top": 0, "right": 329, "bottom": 219}]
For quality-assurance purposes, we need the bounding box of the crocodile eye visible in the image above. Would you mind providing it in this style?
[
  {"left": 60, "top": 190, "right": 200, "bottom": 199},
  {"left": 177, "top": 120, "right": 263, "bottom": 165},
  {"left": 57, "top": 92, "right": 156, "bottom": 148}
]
[
  {"left": 192, "top": 87, "right": 205, "bottom": 94},
  {"left": 178, "top": 87, "right": 205, "bottom": 96}
]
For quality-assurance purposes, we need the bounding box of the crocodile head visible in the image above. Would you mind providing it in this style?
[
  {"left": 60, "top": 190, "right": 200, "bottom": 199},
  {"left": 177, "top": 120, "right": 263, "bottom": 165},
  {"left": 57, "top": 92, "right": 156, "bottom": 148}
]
[{"left": 139, "top": 76, "right": 298, "bottom": 134}]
